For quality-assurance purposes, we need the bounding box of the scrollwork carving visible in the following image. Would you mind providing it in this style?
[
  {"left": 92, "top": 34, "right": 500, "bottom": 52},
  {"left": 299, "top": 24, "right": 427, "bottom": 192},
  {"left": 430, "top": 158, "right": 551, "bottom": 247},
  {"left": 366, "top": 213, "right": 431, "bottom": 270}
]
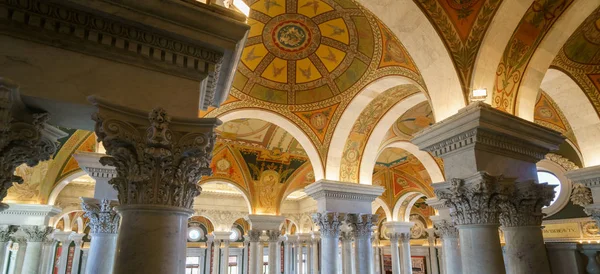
[
  {"left": 348, "top": 213, "right": 377, "bottom": 238},
  {"left": 433, "top": 220, "right": 458, "bottom": 239},
  {"left": 499, "top": 181, "right": 555, "bottom": 227},
  {"left": 572, "top": 183, "right": 593, "bottom": 207},
  {"left": 266, "top": 230, "right": 280, "bottom": 242},
  {"left": 248, "top": 230, "right": 262, "bottom": 242},
  {"left": 91, "top": 100, "right": 219, "bottom": 208},
  {"left": 312, "top": 212, "right": 344, "bottom": 238},
  {"left": 81, "top": 198, "right": 120, "bottom": 234},
  {"left": 20, "top": 225, "right": 53, "bottom": 242},
  {"left": 0, "top": 225, "right": 18, "bottom": 242}
]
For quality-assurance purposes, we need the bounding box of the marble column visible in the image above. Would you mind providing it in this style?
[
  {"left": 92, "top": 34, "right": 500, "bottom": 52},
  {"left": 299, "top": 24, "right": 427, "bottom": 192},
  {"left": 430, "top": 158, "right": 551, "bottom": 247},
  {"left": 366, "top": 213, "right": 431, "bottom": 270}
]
[
  {"left": 313, "top": 213, "right": 343, "bottom": 274},
  {"left": 220, "top": 240, "right": 230, "bottom": 274},
  {"left": 305, "top": 238, "right": 312, "bottom": 274},
  {"left": 242, "top": 237, "right": 249, "bottom": 274},
  {"left": 266, "top": 230, "right": 279, "bottom": 274},
  {"left": 52, "top": 231, "right": 73, "bottom": 274},
  {"left": 295, "top": 238, "right": 303, "bottom": 274},
  {"left": 349, "top": 214, "right": 377, "bottom": 274},
  {"left": 38, "top": 238, "right": 57, "bottom": 274},
  {"left": 426, "top": 228, "right": 440, "bottom": 274},
  {"left": 399, "top": 233, "right": 412, "bottom": 274},
  {"left": 0, "top": 79, "right": 66, "bottom": 210},
  {"left": 211, "top": 239, "right": 221, "bottom": 274},
  {"left": 276, "top": 237, "right": 283, "bottom": 274},
  {"left": 80, "top": 248, "right": 89, "bottom": 274},
  {"left": 433, "top": 220, "right": 461, "bottom": 274},
  {"left": 388, "top": 233, "right": 401, "bottom": 274},
  {"left": 311, "top": 233, "right": 319, "bottom": 274},
  {"left": 20, "top": 225, "right": 53, "bottom": 274},
  {"left": 205, "top": 236, "right": 214, "bottom": 274},
  {"left": 11, "top": 238, "right": 26, "bottom": 274},
  {"left": 372, "top": 232, "right": 381, "bottom": 274},
  {"left": 89, "top": 99, "right": 219, "bottom": 274},
  {"left": 285, "top": 235, "right": 298, "bottom": 274},
  {"left": 69, "top": 233, "right": 85, "bottom": 274},
  {"left": 248, "top": 230, "right": 261, "bottom": 274},
  {"left": 81, "top": 198, "right": 119, "bottom": 274},
  {"left": 499, "top": 181, "right": 555, "bottom": 274},
  {"left": 341, "top": 232, "right": 351, "bottom": 274},
  {"left": 0, "top": 225, "right": 17, "bottom": 273}
]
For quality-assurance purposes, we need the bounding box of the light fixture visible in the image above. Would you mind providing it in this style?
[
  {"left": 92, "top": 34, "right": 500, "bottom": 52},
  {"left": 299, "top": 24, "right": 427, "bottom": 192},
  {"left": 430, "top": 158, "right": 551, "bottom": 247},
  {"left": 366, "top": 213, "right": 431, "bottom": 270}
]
[
  {"left": 233, "top": 0, "right": 250, "bottom": 16},
  {"left": 470, "top": 88, "right": 487, "bottom": 102}
]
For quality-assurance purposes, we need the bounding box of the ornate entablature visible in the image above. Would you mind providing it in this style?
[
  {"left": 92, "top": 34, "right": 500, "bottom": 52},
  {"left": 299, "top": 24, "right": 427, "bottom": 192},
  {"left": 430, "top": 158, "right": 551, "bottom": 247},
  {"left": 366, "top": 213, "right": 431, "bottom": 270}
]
[{"left": 0, "top": 0, "right": 249, "bottom": 109}]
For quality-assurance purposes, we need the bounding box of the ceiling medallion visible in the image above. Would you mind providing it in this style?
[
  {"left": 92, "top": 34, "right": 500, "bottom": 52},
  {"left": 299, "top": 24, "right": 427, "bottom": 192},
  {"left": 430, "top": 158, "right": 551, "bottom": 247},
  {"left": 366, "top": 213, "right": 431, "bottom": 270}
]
[{"left": 264, "top": 14, "right": 321, "bottom": 60}]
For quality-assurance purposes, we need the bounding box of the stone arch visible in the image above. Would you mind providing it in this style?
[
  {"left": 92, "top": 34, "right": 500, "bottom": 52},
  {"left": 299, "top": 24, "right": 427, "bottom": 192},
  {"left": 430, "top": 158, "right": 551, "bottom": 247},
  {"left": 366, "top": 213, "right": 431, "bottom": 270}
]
[
  {"left": 75, "top": 216, "right": 84, "bottom": 234},
  {"left": 298, "top": 214, "right": 314, "bottom": 234},
  {"left": 373, "top": 197, "right": 392, "bottom": 221},
  {"left": 47, "top": 170, "right": 87, "bottom": 205},
  {"left": 198, "top": 179, "right": 253, "bottom": 214},
  {"left": 356, "top": 0, "right": 465, "bottom": 120},
  {"left": 540, "top": 69, "right": 600, "bottom": 167},
  {"left": 392, "top": 192, "right": 427, "bottom": 222},
  {"left": 473, "top": 0, "right": 535, "bottom": 102},
  {"left": 218, "top": 109, "right": 324, "bottom": 181},
  {"left": 511, "top": 0, "right": 598, "bottom": 119}
]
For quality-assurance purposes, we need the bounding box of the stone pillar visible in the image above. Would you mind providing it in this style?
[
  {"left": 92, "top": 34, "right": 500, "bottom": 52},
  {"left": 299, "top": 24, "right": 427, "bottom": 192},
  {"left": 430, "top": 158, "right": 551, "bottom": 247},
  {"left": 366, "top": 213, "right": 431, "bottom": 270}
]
[
  {"left": 433, "top": 220, "right": 461, "bottom": 274},
  {"left": 311, "top": 233, "right": 319, "bottom": 274},
  {"left": 211, "top": 239, "right": 221, "bottom": 274},
  {"left": 388, "top": 233, "right": 401, "bottom": 274},
  {"left": 52, "top": 231, "right": 73, "bottom": 274},
  {"left": 313, "top": 213, "right": 343, "bottom": 274},
  {"left": 80, "top": 198, "right": 119, "bottom": 274},
  {"left": 20, "top": 225, "right": 53, "bottom": 274},
  {"left": 205, "top": 236, "right": 214, "bottom": 274},
  {"left": 276, "top": 237, "right": 283, "bottom": 274},
  {"left": 499, "top": 181, "right": 554, "bottom": 274},
  {"left": 266, "top": 230, "right": 279, "bottom": 274},
  {"left": 0, "top": 79, "right": 67, "bottom": 210},
  {"left": 248, "top": 230, "right": 261, "bottom": 274},
  {"left": 0, "top": 225, "right": 17, "bottom": 272},
  {"left": 295, "top": 236, "right": 307, "bottom": 274},
  {"left": 220, "top": 240, "right": 230, "bottom": 274},
  {"left": 426, "top": 228, "right": 440, "bottom": 274},
  {"left": 412, "top": 102, "right": 564, "bottom": 274},
  {"left": 372, "top": 231, "right": 381, "bottom": 274},
  {"left": 38, "top": 237, "right": 57, "bottom": 274},
  {"left": 80, "top": 248, "right": 89, "bottom": 274},
  {"left": 349, "top": 214, "right": 377, "bottom": 274},
  {"left": 305, "top": 237, "right": 312, "bottom": 274},
  {"left": 399, "top": 233, "right": 412, "bottom": 274},
  {"left": 69, "top": 233, "right": 85, "bottom": 274},
  {"left": 89, "top": 98, "right": 219, "bottom": 274},
  {"left": 283, "top": 236, "right": 292, "bottom": 274},
  {"left": 341, "top": 231, "right": 351, "bottom": 274},
  {"left": 242, "top": 237, "right": 250, "bottom": 274},
  {"left": 285, "top": 235, "right": 298, "bottom": 274},
  {"left": 246, "top": 215, "right": 284, "bottom": 274},
  {"left": 12, "top": 238, "right": 26, "bottom": 274}
]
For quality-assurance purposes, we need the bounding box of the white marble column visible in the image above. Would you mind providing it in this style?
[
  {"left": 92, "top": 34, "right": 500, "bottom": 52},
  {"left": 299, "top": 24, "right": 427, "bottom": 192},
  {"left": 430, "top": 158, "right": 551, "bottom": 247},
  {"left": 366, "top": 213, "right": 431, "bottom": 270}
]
[
  {"left": 266, "top": 230, "right": 279, "bottom": 274},
  {"left": 295, "top": 239, "right": 303, "bottom": 274},
  {"left": 433, "top": 220, "right": 461, "bottom": 274},
  {"left": 80, "top": 198, "right": 119, "bottom": 274},
  {"left": 349, "top": 214, "right": 376, "bottom": 274},
  {"left": 205, "top": 236, "right": 214, "bottom": 274},
  {"left": 285, "top": 235, "right": 298, "bottom": 274},
  {"left": 340, "top": 231, "right": 352, "bottom": 274},
  {"left": 388, "top": 233, "right": 401, "bottom": 274},
  {"left": 426, "top": 228, "right": 440, "bottom": 274},
  {"left": 80, "top": 248, "right": 89, "bottom": 274},
  {"left": 213, "top": 231, "right": 233, "bottom": 274},
  {"left": 20, "top": 225, "right": 53, "bottom": 274},
  {"left": 305, "top": 238, "right": 312, "bottom": 274},
  {"left": 211, "top": 239, "right": 221, "bottom": 274},
  {"left": 242, "top": 237, "right": 249, "bottom": 274},
  {"left": 8, "top": 240, "right": 25, "bottom": 274},
  {"left": 500, "top": 181, "right": 554, "bottom": 274},
  {"left": 0, "top": 225, "right": 17, "bottom": 273},
  {"left": 220, "top": 240, "right": 230, "bottom": 274},
  {"left": 52, "top": 231, "right": 73, "bottom": 274},
  {"left": 311, "top": 233, "right": 319, "bottom": 274},
  {"left": 69, "top": 233, "right": 85, "bottom": 274},
  {"left": 284, "top": 236, "right": 292, "bottom": 274},
  {"left": 38, "top": 238, "right": 57, "bottom": 274},
  {"left": 90, "top": 101, "right": 219, "bottom": 274},
  {"left": 276, "top": 237, "right": 283, "bottom": 274},
  {"left": 248, "top": 230, "right": 261, "bottom": 274},
  {"left": 313, "top": 213, "right": 343, "bottom": 274},
  {"left": 399, "top": 233, "right": 412, "bottom": 274}
]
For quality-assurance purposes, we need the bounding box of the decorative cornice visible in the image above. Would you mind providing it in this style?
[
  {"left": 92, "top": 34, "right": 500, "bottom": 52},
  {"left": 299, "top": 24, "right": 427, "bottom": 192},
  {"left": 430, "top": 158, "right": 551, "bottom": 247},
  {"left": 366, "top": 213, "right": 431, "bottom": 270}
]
[
  {"left": 566, "top": 166, "right": 600, "bottom": 189},
  {"left": 434, "top": 172, "right": 514, "bottom": 225},
  {"left": 0, "top": 204, "right": 61, "bottom": 217},
  {"left": 545, "top": 153, "right": 579, "bottom": 171},
  {"left": 81, "top": 198, "right": 119, "bottom": 234},
  {"left": 90, "top": 97, "right": 220, "bottom": 208},
  {"left": 499, "top": 181, "right": 555, "bottom": 227},
  {"left": 73, "top": 152, "right": 117, "bottom": 180},
  {"left": 305, "top": 180, "right": 384, "bottom": 202}
]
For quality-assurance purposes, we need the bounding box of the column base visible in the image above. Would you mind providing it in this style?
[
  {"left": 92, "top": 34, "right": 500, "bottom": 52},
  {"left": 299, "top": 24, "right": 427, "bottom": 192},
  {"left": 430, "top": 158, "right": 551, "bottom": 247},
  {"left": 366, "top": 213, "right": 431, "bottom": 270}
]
[{"left": 113, "top": 204, "right": 192, "bottom": 274}]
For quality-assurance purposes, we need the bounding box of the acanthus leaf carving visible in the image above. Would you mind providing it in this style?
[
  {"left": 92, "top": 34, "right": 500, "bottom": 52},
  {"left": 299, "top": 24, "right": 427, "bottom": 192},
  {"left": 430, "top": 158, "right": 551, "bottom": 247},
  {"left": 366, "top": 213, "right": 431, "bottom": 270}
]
[
  {"left": 20, "top": 225, "right": 53, "bottom": 242},
  {"left": 499, "top": 181, "right": 555, "bottom": 227},
  {"left": 433, "top": 220, "right": 458, "bottom": 239},
  {"left": 312, "top": 212, "right": 344, "bottom": 238},
  {"left": 81, "top": 199, "right": 120, "bottom": 234},
  {"left": 0, "top": 225, "right": 18, "bottom": 242}
]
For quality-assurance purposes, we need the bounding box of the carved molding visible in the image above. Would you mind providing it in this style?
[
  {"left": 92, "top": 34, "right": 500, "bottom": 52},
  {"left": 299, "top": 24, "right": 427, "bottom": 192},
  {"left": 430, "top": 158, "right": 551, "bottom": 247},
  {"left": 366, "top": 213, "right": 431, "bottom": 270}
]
[
  {"left": 265, "top": 230, "right": 279, "bottom": 242},
  {"left": 0, "top": 225, "right": 18, "bottom": 242},
  {"left": 433, "top": 220, "right": 458, "bottom": 239},
  {"left": 81, "top": 198, "right": 119, "bottom": 234},
  {"left": 499, "top": 181, "right": 555, "bottom": 227},
  {"left": 312, "top": 212, "right": 344, "bottom": 238},
  {"left": 248, "top": 230, "right": 261, "bottom": 242},
  {"left": 0, "top": 79, "right": 66, "bottom": 206},
  {"left": 434, "top": 172, "right": 514, "bottom": 225},
  {"left": 340, "top": 231, "right": 353, "bottom": 242},
  {"left": 572, "top": 183, "right": 593, "bottom": 207},
  {"left": 347, "top": 213, "right": 377, "bottom": 238},
  {"left": 91, "top": 98, "right": 219, "bottom": 208},
  {"left": 20, "top": 225, "right": 53, "bottom": 242},
  {"left": 545, "top": 153, "right": 579, "bottom": 172}
]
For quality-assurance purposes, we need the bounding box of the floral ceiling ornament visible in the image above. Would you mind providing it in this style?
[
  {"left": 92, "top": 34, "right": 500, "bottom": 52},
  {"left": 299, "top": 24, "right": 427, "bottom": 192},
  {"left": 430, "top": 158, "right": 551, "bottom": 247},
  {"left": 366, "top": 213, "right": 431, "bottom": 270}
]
[{"left": 90, "top": 97, "right": 220, "bottom": 209}]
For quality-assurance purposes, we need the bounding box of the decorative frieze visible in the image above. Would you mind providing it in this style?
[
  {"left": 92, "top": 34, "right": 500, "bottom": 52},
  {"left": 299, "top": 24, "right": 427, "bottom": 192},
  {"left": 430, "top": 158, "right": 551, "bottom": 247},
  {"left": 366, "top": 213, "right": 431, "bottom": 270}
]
[
  {"left": 434, "top": 172, "right": 514, "bottom": 225},
  {"left": 90, "top": 97, "right": 220, "bottom": 208},
  {"left": 0, "top": 79, "right": 66, "bottom": 207},
  {"left": 500, "top": 181, "right": 556, "bottom": 227},
  {"left": 0, "top": 225, "right": 18, "bottom": 242},
  {"left": 20, "top": 225, "right": 53, "bottom": 242},
  {"left": 434, "top": 220, "right": 459, "bottom": 239},
  {"left": 312, "top": 212, "right": 344, "bottom": 238},
  {"left": 81, "top": 198, "right": 119, "bottom": 234}
]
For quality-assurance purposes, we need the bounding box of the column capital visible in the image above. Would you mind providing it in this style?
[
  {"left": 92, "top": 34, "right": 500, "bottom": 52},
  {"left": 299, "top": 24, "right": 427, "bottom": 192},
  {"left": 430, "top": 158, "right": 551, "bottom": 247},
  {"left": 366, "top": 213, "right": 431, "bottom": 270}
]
[
  {"left": 20, "top": 225, "right": 53, "bottom": 242},
  {"left": 499, "top": 181, "right": 555, "bottom": 227},
  {"left": 434, "top": 172, "right": 515, "bottom": 225},
  {"left": 399, "top": 232, "right": 411, "bottom": 243},
  {"left": 311, "top": 231, "right": 320, "bottom": 241},
  {"left": 0, "top": 79, "right": 67, "bottom": 208},
  {"left": 433, "top": 219, "right": 458, "bottom": 239},
  {"left": 89, "top": 97, "right": 220, "bottom": 208},
  {"left": 347, "top": 213, "right": 378, "bottom": 238},
  {"left": 248, "top": 229, "right": 262, "bottom": 242},
  {"left": 312, "top": 212, "right": 345, "bottom": 238},
  {"left": 69, "top": 233, "right": 85, "bottom": 245},
  {"left": 52, "top": 231, "right": 74, "bottom": 243},
  {"left": 340, "top": 231, "right": 352, "bottom": 242},
  {"left": 383, "top": 222, "right": 413, "bottom": 241},
  {"left": 265, "top": 230, "right": 280, "bottom": 242},
  {"left": 81, "top": 198, "right": 119, "bottom": 234},
  {"left": 0, "top": 225, "right": 18, "bottom": 242}
]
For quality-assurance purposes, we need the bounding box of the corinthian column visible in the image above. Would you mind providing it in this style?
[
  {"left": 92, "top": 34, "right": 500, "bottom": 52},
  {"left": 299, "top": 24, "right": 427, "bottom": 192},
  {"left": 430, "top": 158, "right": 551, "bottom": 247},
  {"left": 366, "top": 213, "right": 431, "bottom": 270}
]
[
  {"left": 433, "top": 220, "right": 461, "bottom": 274},
  {"left": 81, "top": 198, "right": 119, "bottom": 274},
  {"left": 313, "top": 212, "right": 344, "bottom": 274},
  {"left": 388, "top": 233, "right": 401, "bottom": 274},
  {"left": 20, "top": 225, "right": 53, "bottom": 274},
  {"left": 266, "top": 230, "right": 279, "bottom": 274},
  {"left": 340, "top": 231, "right": 352, "bottom": 274},
  {"left": 248, "top": 230, "right": 261, "bottom": 274},
  {"left": 0, "top": 225, "right": 17, "bottom": 272},
  {"left": 349, "top": 214, "right": 377, "bottom": 274},
  {"left": 0, "top": 79, "right": 66, "bottom": 210},
  {"left": 500, "top": 181, "right": 555, "bottom": 274},
  {"left": 89, "top": 97, "right": 219, "bottom": 274}
]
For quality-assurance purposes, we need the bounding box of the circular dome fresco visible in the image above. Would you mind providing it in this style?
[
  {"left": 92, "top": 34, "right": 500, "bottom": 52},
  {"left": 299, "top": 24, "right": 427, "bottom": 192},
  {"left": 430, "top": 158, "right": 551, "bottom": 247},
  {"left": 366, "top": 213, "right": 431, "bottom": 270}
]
[{"left": 236, "top": 0, "right": 378, "bottom": 105}]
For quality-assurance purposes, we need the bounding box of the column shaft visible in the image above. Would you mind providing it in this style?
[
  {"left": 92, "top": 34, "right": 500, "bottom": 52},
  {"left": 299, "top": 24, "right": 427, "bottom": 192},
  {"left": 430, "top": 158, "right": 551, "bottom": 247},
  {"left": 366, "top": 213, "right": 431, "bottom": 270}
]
[
  {"left": 311, "top": 238, "right": 319, "bottom": 274},
  {"left": 354, "top": 235, "right": 370, "bottom": 274},
  {"left": 502, "top": 226, "right": 551, "bottom": 274},
  {"left": 399, "top": 233, "right": 412, "bottom": 274},
  {"left": 220, "top": 241, "right": 230, "bottom": 274},
  {"left": 340, "top": 233, "right": 352, "bottom": 274},
  {"left": 306, "top": 241, "right": 312, "bottom": 274},
  {"left": 85, "top": 234, "right": 117, "bottom": 274},
  {"left": 212, "top": 240, "right": 221, "bottom": 274},
  {"left": 205, "top": 240, "right": 213, "bottom": 274},
  {"left": 389, "top": 236, "right": 401, "bottom": 274},
  {"left": 441, "top": 237, "right": 461, "bottom": 274},
  {"left": 0, "top": 241, "right": 10, "bottom": 273},
  {"left": 266, "top": 231, "right": 279, "bottom": 274},
  {"left": 248, "top": 230, "right": 261, "bottom": 274},
  {"left": 21, "top": 242, "right": 42, "bottom": 274},
  {"left": 458, "top": 224, "right": 504, "bottom": 274}
]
